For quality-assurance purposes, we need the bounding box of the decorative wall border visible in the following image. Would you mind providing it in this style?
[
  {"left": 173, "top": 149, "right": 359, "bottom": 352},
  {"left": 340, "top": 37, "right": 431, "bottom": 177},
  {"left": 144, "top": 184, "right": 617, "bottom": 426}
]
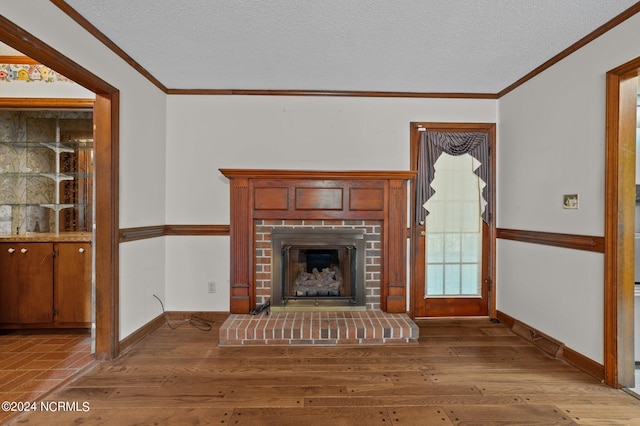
[
  {"left": 496, "top": 228, "right": 605, "bottom": 253},
  {"left": 0, "top": 62, "right": 75, "bottom": 83}
]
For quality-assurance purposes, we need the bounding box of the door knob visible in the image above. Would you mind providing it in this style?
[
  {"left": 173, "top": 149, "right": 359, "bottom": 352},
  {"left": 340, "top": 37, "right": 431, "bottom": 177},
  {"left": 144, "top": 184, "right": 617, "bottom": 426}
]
[
  {"left": 20, "top": 248, "right": 27, "bottom": 254},
  {"left": 7, "top": 247, "right": 15, "bottom": 253},
  {"left": 79, "top": 247, "right": 85, "bottom": 253}
]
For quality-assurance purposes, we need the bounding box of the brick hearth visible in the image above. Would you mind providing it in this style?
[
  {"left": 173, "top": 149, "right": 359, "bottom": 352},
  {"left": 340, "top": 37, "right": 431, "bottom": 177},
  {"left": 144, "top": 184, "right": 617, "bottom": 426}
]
[{"left": 219, "top": 311, "right": 419, "bottom": 346}]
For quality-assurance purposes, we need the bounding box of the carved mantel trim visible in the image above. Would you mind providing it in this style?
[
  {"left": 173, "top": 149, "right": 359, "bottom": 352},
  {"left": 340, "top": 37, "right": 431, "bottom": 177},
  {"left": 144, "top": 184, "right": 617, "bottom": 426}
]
[
  {"left": 220, "top": 169, "right": 417, "bottom": 180},
  {"left": 220, "top": 169, "right": 416, "bottom": 314}
]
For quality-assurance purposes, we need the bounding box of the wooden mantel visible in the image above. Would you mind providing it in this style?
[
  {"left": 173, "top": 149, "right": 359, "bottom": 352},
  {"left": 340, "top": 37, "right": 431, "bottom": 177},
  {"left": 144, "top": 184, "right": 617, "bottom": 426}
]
[{"left": 220, "top": 169, "right": 416, "bottom": 314}]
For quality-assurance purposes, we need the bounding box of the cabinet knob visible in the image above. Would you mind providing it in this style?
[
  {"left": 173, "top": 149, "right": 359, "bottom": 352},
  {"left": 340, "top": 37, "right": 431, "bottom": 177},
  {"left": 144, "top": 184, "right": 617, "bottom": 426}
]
[
  {"left": 79, "top": 247, "right": 85, "bottom": 253},
  {"left": 7, "top": 247, "right": 15, "bottom": 254},
  {"left": 20, "top": 248, "right": 27, "bottom": 254}
]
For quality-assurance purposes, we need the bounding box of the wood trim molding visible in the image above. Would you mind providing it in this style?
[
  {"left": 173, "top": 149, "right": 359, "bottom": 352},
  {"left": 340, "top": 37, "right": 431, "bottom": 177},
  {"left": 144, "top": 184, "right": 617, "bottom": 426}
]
[
  {"left": 0, "top": 98, "right": 94, "bottom": 109},
  {"left": 50, "top": 0, "right": 167, "bottom": 93},
  {"left": 167, "top": 89, "right": 497, "bottom": 99},
  {"left": 604, "top": 59, "right": 640, "bottom": 388},
  {"left": 385, "top": 179, "right": 409, "bottom": 312},
  {"left": 94, "top": 93, "right": 119, "bottom": 361},
  {"left": 496, "top": 311, "right": 604, "bottom": 381},
  {"left": 229, "top": 177, "right": 252, "bottom": 314},
  {"left": 118, "top": 313, "right": 165, "bottom": 355},
  {"left": 164, "top": 225, "right": 230, "bottom": 236},
  {"left": 498, "top": 3, "right": 640, "bottom": 97},
  {"left": 561, "top": 345, "right": 606, "bottom": 382},
  {"left": 119, "top": 311, "right": 229, "bottom": 354},
  {"left": 119, "top": 225, "right": 231, "bottom": 242},
  {"left": 119, "top": 226, "right": 165, "bottom": 242},
  {"left": 220, "top": 169, "right": 416, "bottom": 180},
  {"left": 0, "top": 55, "right": 37, "bottom": 64},
  {"left": 496, "top": 228, "right": 605, "bottom": 253}
]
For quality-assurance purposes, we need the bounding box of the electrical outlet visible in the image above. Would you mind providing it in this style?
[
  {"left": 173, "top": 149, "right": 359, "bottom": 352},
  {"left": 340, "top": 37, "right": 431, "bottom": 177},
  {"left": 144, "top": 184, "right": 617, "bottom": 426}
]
[{"left": 207, "top": 281, "right": 216, "bottom": 293}]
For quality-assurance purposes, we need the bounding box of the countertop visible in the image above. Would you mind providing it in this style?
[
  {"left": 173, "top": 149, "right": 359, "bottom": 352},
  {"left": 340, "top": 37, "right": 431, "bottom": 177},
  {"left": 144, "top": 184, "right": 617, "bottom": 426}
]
[{"left": 0, "top": 232, "right": 92, "bottom": 243}]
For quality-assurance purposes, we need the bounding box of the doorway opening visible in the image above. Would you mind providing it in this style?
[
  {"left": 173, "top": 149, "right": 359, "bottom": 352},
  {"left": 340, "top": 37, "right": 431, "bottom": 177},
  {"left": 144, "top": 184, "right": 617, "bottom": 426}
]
[
  {"left": 605, "top": 56, "right": 640, "bottom": 388},
  {"left": 0, "top": 16, "right": 119, "bottom": 361}
]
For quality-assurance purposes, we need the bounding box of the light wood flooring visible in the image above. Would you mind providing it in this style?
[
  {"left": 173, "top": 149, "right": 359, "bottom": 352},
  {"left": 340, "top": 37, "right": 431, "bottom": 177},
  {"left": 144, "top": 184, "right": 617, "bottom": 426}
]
[{"left": 7, "top": 317, "right": 640, "bottom": 425}]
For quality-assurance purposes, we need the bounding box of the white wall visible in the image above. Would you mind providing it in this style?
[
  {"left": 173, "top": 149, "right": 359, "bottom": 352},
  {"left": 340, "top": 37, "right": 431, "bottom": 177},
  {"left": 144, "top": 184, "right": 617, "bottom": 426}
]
[
  {"left": 497, "top": 12, "right": 640, "bottom": 362},
  {"left": 1, "top": 0, "right": 168, "bottom": 339},
  {"left": 165, "top": 236, "right": 230, "bottom": 312},
  {"left": 165, "top": 95, "right": 497, "bottom": 310},
  {"left": 496, "top": 240, "right": 604, "bottom": 361},
  {"left": 10, "top": 1, "right": 640, "bottom": 363},
  {"left": 0, "top": 80, "right": 94, "bottom": 99}
]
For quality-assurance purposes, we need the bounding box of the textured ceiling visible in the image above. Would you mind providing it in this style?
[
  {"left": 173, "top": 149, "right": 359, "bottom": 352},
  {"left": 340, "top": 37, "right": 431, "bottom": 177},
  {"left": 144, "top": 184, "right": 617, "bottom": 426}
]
[{"left": 60, "top": 0, "right": 638, "bottom": 93}]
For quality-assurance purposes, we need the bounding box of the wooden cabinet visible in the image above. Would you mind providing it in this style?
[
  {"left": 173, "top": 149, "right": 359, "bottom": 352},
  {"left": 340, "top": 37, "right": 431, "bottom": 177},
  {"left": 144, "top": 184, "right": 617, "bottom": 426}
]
[
  {"left": 54, "top": 242, "right": 91, "bottom": 326},
  {"left": 0, "top": 242, "right": 54, "bottom": 324},
  {"left": 0, "top": 241, "right": 90, "bottom": 328}
]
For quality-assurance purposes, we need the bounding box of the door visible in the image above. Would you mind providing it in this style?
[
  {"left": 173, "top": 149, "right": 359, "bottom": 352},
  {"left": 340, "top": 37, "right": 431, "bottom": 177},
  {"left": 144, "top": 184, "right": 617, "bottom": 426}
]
[
  {"left": 54, "top": 242, "right": 92, "bottom": 325},
  {"left": 411, "top": 123, "right": 495, "bottom": 317},
  {"left": 0, "top": 243, "right": 19, "bottom": 323},
  {"left": 0, "top": 242, "right": 54, "bottom": 324},
  {"left": 18, "top": 243, "right": 54, "bottom": 324}
]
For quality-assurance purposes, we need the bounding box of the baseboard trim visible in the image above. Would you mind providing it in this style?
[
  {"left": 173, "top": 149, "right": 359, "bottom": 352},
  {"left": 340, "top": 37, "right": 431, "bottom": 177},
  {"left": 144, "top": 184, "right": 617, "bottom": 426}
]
[
  {"left": 118, "top": 312, "right": 231, "bottom": 355},
  {"left": 118, "top": 314, "right": 165, "bottom": 355},
  {"left": 163, "top": 311, "right": 230, "bottom": 323},
  {"left": 561, "top": 345, "right": 605, "bottom": 380},
  {"left": 496, "top": 310, "right": 604, "bottom": 381}
]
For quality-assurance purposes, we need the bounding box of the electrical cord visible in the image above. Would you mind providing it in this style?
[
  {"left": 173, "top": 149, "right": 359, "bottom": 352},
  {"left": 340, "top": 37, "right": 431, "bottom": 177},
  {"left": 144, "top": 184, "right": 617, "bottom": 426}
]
[{"left": 153, "top": 294, "right": 214, "bottom": 331}]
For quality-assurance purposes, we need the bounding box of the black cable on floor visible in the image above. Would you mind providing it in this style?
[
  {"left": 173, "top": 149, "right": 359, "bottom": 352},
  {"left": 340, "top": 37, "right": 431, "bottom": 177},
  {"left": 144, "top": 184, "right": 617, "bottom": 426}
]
[{"left": 152, "top": 294, "right": 214, "bottom": 331}]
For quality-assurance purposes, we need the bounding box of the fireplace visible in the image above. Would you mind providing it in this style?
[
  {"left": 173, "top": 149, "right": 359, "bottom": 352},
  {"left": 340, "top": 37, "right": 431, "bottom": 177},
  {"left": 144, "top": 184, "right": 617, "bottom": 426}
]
[
  {"left": 271, "top": 228, "right": 366, "bottom": 309},
  {"left": 220, "top": 169, "right": 414, "bottom": 314}
]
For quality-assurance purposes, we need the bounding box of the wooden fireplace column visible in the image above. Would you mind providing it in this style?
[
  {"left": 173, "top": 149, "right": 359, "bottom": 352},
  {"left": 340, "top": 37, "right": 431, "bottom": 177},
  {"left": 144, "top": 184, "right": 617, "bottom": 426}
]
[{"left": 220, "top": 169, "right": 416, "bottom": 314}]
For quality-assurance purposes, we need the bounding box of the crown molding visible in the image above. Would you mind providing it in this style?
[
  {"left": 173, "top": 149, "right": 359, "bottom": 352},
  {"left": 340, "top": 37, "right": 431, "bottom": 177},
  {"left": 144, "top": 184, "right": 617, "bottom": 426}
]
[{"left": 51, "top": 1, "right": 640, "bottom": 99}]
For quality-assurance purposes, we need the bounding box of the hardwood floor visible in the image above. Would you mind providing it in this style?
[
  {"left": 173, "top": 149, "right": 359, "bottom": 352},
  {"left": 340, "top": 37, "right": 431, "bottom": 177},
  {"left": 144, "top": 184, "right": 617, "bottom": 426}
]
[{"left": 7, "top": 317, "right": 640, "bottom": 425}]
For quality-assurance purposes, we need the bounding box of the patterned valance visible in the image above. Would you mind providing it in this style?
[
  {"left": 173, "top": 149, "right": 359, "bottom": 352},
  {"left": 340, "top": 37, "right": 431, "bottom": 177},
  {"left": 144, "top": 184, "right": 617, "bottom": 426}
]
[{"left": 416, "top": 131, "right": 490, "bottom": 224}]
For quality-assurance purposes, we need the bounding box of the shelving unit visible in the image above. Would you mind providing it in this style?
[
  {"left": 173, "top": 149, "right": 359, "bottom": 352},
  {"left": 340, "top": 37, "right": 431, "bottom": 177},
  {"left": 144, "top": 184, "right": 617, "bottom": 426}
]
[
  {"left": 0, "top": 112, "right": 94, "bottom": 235},
  {"left": 42, "top": 139, "right": 78, "bottom": 233}
]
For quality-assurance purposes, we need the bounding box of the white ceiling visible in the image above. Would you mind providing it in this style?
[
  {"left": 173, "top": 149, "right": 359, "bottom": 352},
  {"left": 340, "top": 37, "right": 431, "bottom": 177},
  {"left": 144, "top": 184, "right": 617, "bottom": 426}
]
[{"left": 55, "top": 0, "right": 639, "bottom": 93}]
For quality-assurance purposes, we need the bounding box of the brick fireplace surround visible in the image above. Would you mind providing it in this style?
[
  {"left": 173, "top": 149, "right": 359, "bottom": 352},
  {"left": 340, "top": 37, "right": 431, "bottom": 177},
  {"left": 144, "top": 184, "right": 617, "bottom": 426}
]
[{"left": 219, "top": 169, "right": 418, "bottom": 345}]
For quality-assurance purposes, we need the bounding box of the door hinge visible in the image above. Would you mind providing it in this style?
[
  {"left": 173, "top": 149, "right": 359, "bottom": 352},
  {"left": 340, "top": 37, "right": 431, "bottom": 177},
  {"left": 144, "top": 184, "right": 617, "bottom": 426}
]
[{"left": 52, "top": 308, "right": 58, "bottom": 316}]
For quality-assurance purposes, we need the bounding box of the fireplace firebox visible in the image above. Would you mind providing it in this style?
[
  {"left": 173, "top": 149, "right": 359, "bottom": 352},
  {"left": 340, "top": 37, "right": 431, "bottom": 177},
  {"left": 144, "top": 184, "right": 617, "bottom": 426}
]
[{"left": 271, "top": 228, "right": 366, "bottom": 309}]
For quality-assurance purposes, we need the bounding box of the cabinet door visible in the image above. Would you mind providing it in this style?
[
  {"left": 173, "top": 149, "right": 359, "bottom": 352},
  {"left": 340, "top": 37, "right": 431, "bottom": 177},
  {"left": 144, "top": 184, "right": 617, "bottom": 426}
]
[
  {"left": 54, "top": 242, "right": 91, "bottom": 325},
  {"left": 18, "top": 243, "right": 54, "bottom": 324},
  {"left": 0, "top": 243, "right": 19, "bottom": 323}
]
